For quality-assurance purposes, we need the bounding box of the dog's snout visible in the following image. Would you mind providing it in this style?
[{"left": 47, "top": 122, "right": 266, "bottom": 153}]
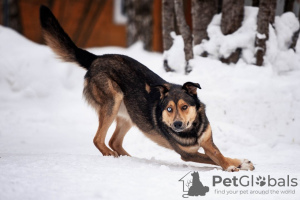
[{"left": 173, "top": 121, "right": 183, "bottom": 129}]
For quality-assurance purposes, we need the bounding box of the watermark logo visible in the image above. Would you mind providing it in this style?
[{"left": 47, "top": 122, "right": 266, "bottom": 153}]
[
  {"left": 256, "top": 176, "right": 266, "bottom": 186},
  {"left": 179, "top": 171, "right": 209, "bottom": 198},
  {"left": 179, "top": 172, "right": 298, "bottom": 198}
]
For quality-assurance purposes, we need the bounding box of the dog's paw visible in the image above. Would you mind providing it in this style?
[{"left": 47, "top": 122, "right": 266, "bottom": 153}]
[
  {"left": 237, "top": 159, "right": 255, "bottom": 171},
  {"left": 99, "top": 145, "right": 119, "bottom": 157},
  {"left": 226, "top": 166, "right": 240, "bottom": 172},
  {"left": 103, "top": 150, "right": 119, "bottom": 157}
]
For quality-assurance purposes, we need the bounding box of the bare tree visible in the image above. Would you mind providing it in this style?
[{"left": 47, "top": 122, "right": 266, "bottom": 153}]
[
  {"left": 253, "top": 0, "right": 260, "bottom": 7},
  {"left": 125, "top": 0, "right": 153, "bottom": 51},
  {"left": 220, "top": 0, "right": 244, "bottom": 64},
  {"left": 2, "top": 0, "right": 22, "bottom": 33},
  {"left": 217, "top": 0, "right": 223, "bottom": 13},
  {"left": 255, "top": 0, "right": 276, "bottom": 66},
  {"left": 162, "top": 0, "right": 175, "bottom": 72},
  {"left": 221, "top": 0, "right": 244, "bottom": 35},
  {"left": 282, "top": 3, "right": 299, "bottom": 51},
  {"left": 289, "top": 29, "right": 300, "bottom": 51},
  {"left": 269, "top": 0, "right": 277, "bottom": 25},
  {"left": 192, "top": 0, "right": 217, "bottom": 47},
  {"left": 174, "top": 0, "right": 193, "bottom": 74},
  {"left": 284, "top": 0, "right": 295, "bottom": 12}
]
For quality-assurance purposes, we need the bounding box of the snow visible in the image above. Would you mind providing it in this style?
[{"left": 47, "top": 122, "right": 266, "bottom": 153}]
[
  {"left": 1, "top": 8, "right": 300, "bottom": 199},
  {"left": 193, "top": 7, "right": 300, "bottom": 74},
  {"left": 163, "top": 32, "right": 186, "bottom": 74},
  {"left": 194, "top": 7, "right": 259, "bottom": 64}
]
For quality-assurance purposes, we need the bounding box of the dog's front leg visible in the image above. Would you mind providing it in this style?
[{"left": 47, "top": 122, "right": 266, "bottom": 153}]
[{"left": 199, "top": 124, "right": 255, "bottom": 172}]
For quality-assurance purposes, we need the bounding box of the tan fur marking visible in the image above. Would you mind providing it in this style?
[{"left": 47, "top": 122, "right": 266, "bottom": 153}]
[
  {"left": 109, "top": 117, "right": 132, "bottom": 156},
  {"left": 91, "top": 82, "right": 103, "bottom": 104},
  {"left": 169, "top": 132, "right": 197, "bottom": 145},
  {"left": 197, "top": 124, "right": 253, "bottom": 170},
  {"left": 143, "top": 130, "right": 173, "bottom": 149},
  {"left": 145, "top": 83, "right": 151, "bottom": 93},
  {"left": 198, "top": 124, "right": 212, "bottom": 145},
  {"left": 226, "top": 158, "right": 243, "bottom": 166},
  {"left": 162, "top": 101, "right": 176, "bottom": 126},
  {"left": 44, "top": 31, "right": 75, "bottom": 62},
  {"left": 177, "top": 144, "right": 200, "bottom": 154},
  {"left": 93, "top": 80, "right": 123, "bottom": 157},
  {"left": 177, "top": 99, "right": 197, "bottom": 129},
  {"left": 117, "top": 101, "right": 131, "bottom": 121}
]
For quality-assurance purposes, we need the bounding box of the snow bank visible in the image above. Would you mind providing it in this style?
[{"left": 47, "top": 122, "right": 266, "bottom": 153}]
[
  {"left": 191, "top": 7, "right": 300, "bottom": 74},
  {"left": 162, "top": 32, "right": 186, "bottom": 73},
  {"left": 268, "top": 12, "right": 300, "bottom": 74}
]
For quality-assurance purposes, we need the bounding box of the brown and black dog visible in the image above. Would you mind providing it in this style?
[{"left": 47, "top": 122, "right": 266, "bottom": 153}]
[{"left": 40, "top": 6, "right": 254, "bottom": 172}]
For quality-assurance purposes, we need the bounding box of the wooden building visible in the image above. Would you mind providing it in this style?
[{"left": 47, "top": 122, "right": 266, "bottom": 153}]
[{"left": 0, "top": 0, "right": 195, "bottom": 52}]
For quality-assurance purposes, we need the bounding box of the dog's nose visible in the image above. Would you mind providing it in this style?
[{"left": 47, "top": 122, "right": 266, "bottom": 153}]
[{"left": 173, "top": 121, "right": 183, "bottom": 129}]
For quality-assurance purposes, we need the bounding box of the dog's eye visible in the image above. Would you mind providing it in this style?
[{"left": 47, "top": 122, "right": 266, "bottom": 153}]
[
  {"left": 182, "top": 105, "right": 188, "bottom": 110},
  {"left": 167, "top": 107, "right": 173, "bottom": 112}
]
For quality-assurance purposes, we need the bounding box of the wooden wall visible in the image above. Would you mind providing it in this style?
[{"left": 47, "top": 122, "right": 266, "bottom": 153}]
[
  {"left": 17, "top": 0, "right": 127, "bottom": 48},
  {"left": 0, "top": 0, "right": 195, "bottom": 52}
]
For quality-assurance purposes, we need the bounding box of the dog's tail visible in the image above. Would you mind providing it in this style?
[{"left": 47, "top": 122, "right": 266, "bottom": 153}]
[{"left": 39, "top": 5, "right": 97, "bottom": 70}]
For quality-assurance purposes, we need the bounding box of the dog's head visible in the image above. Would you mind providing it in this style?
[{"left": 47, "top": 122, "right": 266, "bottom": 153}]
[{"left": 157, "top": 82, "right": 201, "bottom": 133}]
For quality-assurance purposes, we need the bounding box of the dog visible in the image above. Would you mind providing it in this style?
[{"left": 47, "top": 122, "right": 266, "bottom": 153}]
[
  {"left": 39, "top": 5, "right": 254, "bottom": 172},
  {"left": 188, "top": 172, "right": 209, "bottom": 196}
]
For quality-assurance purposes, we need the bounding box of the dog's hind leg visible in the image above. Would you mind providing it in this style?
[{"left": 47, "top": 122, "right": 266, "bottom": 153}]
[
  {"left": 88, "top": 80, "right": 123, "bottom": 157},
  {"left": 109, "top": 117, "right": 132, "bottom": 156}
]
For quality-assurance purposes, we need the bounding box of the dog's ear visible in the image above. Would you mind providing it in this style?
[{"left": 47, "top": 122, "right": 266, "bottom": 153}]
[
  {"left": 155, "top": 84, "right": 170, "bottom": 99},
  {"left": 182, "top": 82, "right": 201, "bottom": 95}
]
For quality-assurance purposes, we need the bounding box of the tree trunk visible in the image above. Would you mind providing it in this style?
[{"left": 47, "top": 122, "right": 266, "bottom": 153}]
[
  {"left": 192, "top": 0, "right": 217, "bottom": 46},
  {"left": 125, "top": 0, "right": 153, "bottom": 51},
  {"left": 217, "top": 0, "right": 223, "bottom": 13},
  {"left": 3, "top": 0, "right": 22, "bottom": 33},
  {"left": 221, "top": 0, "right": 244, "bottom": 35},
  {"left": 220, "top": 0, "right": 244, "bottom": 64},
  {"left": 269, "top": 0, "right": 277, "bottom": 25},
  {"left": 162, "top": 0, "right": 175, "bottom": 72},
  {"left": 255, "top": 0, "right": 276, "bottom": 66},
  {"left": 252, "top": 0, "right": 260, "bottom": 7},
  {"left": 174, "top": 0, "right": 193, "bottom": 74},
  {"left": 284, "top": 0, "right": 295, "bottom": 13},
  {"left": 289, "top": 29, "right": 300, "bottom": 51}
]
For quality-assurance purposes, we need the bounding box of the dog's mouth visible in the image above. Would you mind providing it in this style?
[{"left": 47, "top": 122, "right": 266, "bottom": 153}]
[
  {"left": 170, "top": 125, "right": 186, "bottom": 133},
  {"left": 170, "top": 121, "right": 194, "bottom": 133}
]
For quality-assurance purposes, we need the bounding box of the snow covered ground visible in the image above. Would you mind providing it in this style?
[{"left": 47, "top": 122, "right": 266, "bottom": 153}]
[{"left": 1, "top": 16, "right": 300, "bottom": 200}]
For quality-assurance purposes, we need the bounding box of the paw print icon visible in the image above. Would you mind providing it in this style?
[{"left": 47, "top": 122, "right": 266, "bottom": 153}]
[{"left": 256, "top": 176, "right": 266, "bottom": 186}]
